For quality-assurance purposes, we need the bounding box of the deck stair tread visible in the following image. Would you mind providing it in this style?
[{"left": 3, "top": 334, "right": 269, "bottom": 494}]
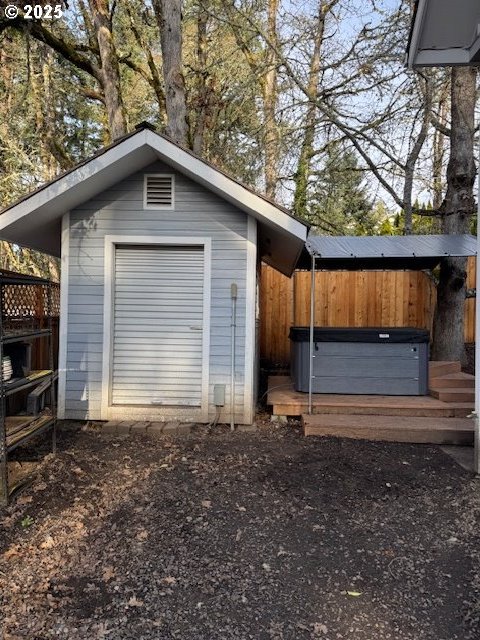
[
  {"left": 429, "top": 361, "right": 462, "bottom": 377},
  {"left": 429, "top": 371, "right": 475, "bottom": 389},
  {"left": 429, "top": 388, "right": 475, "bottom": 402},
  {"left": 302, "top": 413, "right": 474, "bottom": 445}
]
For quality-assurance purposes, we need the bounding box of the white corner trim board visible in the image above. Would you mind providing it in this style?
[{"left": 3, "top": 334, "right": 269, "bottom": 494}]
[
  {"left": 57, "top": 211, "right": 70, "bottom": 419},
  {"left": 243, "top": 216, "right": 257, "bottom": 424},
  {"left": 100, "top": 235, "right": 212, "bottom": 422}
]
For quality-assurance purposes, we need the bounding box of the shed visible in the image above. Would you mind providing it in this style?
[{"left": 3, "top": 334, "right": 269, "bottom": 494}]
[{"left": 0, "top": 125, "right": 308, "bottom": 425}]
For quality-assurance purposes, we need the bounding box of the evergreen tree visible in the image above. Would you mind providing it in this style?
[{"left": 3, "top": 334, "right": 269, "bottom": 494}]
[{"left": 307, "top": 146, "right": 376, "bottom": 235}]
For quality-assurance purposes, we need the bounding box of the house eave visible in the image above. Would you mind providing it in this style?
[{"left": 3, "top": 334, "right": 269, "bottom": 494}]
[{"left": 407, "top": 0, "right": 480, "bottom": 68}]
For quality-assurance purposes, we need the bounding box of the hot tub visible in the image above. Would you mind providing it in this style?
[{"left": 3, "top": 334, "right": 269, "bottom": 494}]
[{"left": 289, "top": 327, "right": 429, "bottom": 395}]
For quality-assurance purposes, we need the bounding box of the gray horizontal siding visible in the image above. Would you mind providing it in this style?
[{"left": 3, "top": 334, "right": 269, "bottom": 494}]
[{"left": 65, "top": 160, "right": 251, "bottom": 421}]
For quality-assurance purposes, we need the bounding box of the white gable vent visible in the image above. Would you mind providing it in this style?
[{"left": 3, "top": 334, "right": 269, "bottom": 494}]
[{"left": 144, "top": 174, "right": 174, "bottom": 209}]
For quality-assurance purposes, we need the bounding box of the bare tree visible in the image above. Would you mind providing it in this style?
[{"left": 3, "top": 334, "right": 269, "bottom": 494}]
[
  {"left": 402, "top": 72, "right": 433, "bottom": 234},
  {"left": 221, "top": 0, "right": 280, "bottom": 198},
  {"left": 87, "top": 0, "right": 127, "bottom": 139},
  {"left": 263, "top": 0, "right": 279, "bottom": 199},
  {"left": 293, "top": 0, "right": 338, "bottom": 218}
]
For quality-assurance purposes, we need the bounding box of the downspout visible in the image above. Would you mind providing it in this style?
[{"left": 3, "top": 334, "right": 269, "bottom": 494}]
[
  {"left": 231, "top": 283, "right": 238, "bottom": 430},
  {"left": 308, "top": 252, "right": 316, "bottom": 414}
]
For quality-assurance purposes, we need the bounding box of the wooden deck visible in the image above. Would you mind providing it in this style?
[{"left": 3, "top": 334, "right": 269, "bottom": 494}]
[
  {"left": 267, "top": 376, "right": 474, "bottom": 418},
  {"left": 267, "top": 375, "right": 475, "bottom": 445}
]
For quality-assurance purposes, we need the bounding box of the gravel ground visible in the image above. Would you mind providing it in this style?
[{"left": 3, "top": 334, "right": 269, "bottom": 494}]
[{"left": 1, "top": 421, "right": 480, "bottom": 640}]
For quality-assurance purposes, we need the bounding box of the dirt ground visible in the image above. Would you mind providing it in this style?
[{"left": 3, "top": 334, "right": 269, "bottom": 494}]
[{"left": 1, "top": 420, "right": 480, "bottom": 640}]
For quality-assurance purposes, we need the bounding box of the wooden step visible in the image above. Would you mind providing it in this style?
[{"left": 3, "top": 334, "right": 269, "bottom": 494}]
[
  {"left": 429, "top": 371, "right": 475, "bottom": 389},
  {"left": 429, "top": 387, "right": 475, "bottom": 403},
  {"left": 302, "top": 413, "right": 474, "bottom": 445},
  {"left": 429, "top": 361, "right": 462, "bottom": 377},
  {"left": 310, "top": 397, "right": 473, "bottom": 418}
]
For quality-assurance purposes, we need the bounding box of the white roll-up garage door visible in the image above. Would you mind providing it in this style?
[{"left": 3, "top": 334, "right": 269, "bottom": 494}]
[{"left": 111, "top": 245, "right": 204, "bottom": 407}]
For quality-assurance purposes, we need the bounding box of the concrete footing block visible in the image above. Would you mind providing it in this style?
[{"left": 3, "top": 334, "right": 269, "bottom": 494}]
[
  {"left": 102, "top": 421, "right": 119, "bottom": 435},
  {"left": 147, "top": 422, "right": 165, "bottom": 437},
  {"left": 130, "top": 422, "right": 150, "bottom": 434},
  {"left": 176, "top": 423, "right": 193, "bottom": 436},
  {"left": 116, "top": 421, "right": 135, "bottom": 434},
  {"left": 162, "top": 421, "right": 180, "bottom": 434}
]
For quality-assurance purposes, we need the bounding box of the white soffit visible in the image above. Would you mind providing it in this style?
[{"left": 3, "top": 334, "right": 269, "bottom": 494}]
[{"left": 408, "top": 0, "right": 480, "bottom": 68}]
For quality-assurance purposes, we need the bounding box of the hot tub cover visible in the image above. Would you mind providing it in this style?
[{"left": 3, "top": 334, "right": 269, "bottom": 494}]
[{"left": 289, "top": 327, "right": 430, "bottom": 343}]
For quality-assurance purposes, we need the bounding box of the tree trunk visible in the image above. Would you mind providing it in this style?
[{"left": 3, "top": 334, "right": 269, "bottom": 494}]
[
  {"left": 192, "top": 4, "right": 209, "bottom": 155},
  {"left": 431, "top": 67, "right": 477, "bottom": 363},
  {"left": 263, "top": 0, "right": 279, "bottom": 199},
  {"left": 88, "top": 0, "right": 127, "bottom": 140},
  {"left": 155, "top": 0, "right": 188, "bottom": 146},
  {"left": 293, "top": 1, "right": 326, "bottom": 218}
]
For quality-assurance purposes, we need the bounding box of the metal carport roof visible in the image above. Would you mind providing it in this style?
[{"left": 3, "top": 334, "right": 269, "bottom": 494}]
[{"left": 297, "top": 234, "right": 477, "bottom": 270}]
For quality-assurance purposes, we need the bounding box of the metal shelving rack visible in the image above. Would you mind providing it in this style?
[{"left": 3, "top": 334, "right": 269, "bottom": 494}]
[{"left": 0, "top": 272, "right": 58, "bottom": 506}]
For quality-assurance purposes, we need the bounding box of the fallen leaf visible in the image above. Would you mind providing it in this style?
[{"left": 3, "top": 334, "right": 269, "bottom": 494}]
[
  {"left": 17, "top": 495, "right": 32, "bottom": 506},
  {"left": 201, "top": 500, "right": 212, "bottom": 508},
  {"left": 33, "top": 482, "right": 47, "bottom": 492},
  {"left": 3, "top": 544, "right": 20, "bottom": 560},
  {"left": 103, "top": 566, "right": 116, "bottom": 582},
  {"left": 127, "top": 596, "right": 144, "bottom": 607},
  {"left": 313, "top": 622, "right": 328, "bottom": 635},
  {"left": 136, "top": 529, "right": 149, "bottom": 541},
  {"left": 163, "top": 576, "right": 177, "bottom": 585},
  {"left": 39, "top": 535, "right": 55, "bottom": 550}
]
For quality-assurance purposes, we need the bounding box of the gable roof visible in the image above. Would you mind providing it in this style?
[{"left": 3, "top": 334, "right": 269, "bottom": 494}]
[
  {"left": 0, "top": 124, "right": 309, "bottom": 276},
  {"left": 407, "top": 0, "right": 480, "bottom": 68}
]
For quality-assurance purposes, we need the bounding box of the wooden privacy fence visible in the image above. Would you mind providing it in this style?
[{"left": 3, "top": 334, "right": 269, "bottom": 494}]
[{"left": 260, "top": 258, "right": 476, "bottom": 366}]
